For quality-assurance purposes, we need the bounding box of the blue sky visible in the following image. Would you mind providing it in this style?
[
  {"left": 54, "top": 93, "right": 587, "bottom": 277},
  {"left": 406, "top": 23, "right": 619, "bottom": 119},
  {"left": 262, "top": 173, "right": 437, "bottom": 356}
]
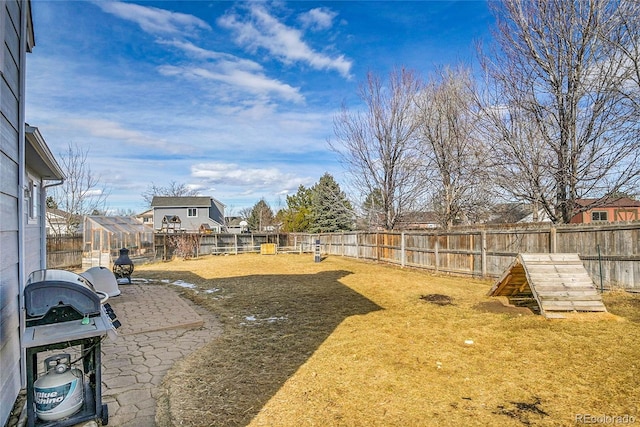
[{"left": 26, "top": 0, "right": 494, "bottom": 215}]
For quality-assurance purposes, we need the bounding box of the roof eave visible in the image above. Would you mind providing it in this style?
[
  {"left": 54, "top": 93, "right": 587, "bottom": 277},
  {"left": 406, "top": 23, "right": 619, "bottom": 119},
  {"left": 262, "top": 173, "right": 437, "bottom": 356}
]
[{"left": 25, "top": 125, "right": 65, "bottom": 180}]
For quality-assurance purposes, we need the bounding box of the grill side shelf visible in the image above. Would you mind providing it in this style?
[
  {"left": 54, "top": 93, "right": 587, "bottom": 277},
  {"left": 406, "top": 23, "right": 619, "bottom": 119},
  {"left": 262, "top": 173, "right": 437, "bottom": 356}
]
[{"left": 22, "top": 316, "right": 111, "bottom": 349}]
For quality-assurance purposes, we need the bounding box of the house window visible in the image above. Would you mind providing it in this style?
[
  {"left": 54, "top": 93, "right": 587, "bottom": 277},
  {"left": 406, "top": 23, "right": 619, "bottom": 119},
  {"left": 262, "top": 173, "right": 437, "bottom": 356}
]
[
  {"left": 187, "top": 208, "right": 197, "bottom": 217},
  {"left": 591, "top": 211, "right": 608, "bottom": 222}
]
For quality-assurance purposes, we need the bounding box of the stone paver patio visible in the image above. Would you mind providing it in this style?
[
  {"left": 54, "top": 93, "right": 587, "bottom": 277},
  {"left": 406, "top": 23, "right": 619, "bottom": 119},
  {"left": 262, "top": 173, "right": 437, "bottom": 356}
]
[{"left": 100, "top": 283, "right": 221, "bottom": 426}]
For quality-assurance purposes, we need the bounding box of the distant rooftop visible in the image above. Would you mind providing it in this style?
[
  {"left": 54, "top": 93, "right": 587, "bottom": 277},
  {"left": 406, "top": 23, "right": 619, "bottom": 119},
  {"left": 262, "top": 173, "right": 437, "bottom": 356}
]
[{"left": 151, "top": 196, "right": 212, "bottom": 207}]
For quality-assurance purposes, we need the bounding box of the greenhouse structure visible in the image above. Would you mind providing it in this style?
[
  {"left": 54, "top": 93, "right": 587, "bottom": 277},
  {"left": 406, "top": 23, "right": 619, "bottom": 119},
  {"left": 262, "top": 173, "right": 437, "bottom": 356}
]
[{"left": 83, "top": 215, "right": 154, "bottom": 269}]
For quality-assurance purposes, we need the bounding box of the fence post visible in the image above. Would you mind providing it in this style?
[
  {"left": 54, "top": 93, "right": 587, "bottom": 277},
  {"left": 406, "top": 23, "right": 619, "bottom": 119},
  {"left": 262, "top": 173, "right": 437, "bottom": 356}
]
[
  {"left": 434, "top": 233, "right": 439, "bottom": 272},
  {"left": 163, "top": 234, "right": 166, "bottom": 261},
  {"left": 401, "top": 232, "right": 406, "bottom": 268},
  {"left": 549, "top": 226, "right": 557, "bottom": 253},
  {"left": 481, "top": 230, "right": 487, "bottom": 277}
]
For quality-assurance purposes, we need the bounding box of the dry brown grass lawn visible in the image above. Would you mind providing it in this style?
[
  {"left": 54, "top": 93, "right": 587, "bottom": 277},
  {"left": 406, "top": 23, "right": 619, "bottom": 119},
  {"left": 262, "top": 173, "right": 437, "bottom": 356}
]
[{"left": 136, "top": 254, "right": 640, "bottom": 427}]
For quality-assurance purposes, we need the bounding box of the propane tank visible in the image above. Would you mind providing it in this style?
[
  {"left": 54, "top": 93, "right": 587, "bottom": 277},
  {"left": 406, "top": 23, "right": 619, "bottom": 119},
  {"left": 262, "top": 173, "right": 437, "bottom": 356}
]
[{"left": 34, "top": 354, "right": 84, "bottom": 421}]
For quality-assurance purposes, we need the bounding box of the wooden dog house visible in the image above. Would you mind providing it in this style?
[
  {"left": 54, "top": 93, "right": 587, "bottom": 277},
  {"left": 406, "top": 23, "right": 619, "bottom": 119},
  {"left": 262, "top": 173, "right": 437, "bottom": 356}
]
[{"left": 488, "top": 253, "right": 607, "bottom": 319}]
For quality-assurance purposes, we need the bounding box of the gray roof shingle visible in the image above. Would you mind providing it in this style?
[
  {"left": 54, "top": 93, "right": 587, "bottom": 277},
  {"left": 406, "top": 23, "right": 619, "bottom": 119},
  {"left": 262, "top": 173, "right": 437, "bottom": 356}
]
[{"left": 151, "top": 196, "right": 212, "bottom": 207}]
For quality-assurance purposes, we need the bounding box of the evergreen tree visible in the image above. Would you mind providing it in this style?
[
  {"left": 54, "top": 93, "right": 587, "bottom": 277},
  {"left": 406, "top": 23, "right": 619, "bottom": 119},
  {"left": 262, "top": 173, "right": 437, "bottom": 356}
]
[
  {"left": 247, "top": 199, "right": 274, "bottom": 232},
  {"left": 278, "top": 185, "right": 313, "bottom": 232},
  {"left": 310, "top": 173, "right": 353, "bottom": 233},
  {"left": 46, "top": 196, "right": 58, "bottom": 209}
]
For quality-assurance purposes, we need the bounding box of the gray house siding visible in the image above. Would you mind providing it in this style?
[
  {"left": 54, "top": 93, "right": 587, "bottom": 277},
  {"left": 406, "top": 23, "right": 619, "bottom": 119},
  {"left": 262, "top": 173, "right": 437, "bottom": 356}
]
[
  {"left": 153, "top": 206, "right": 221, "bottom": 232},
  {"left": 0, "top": 1, "right": 33, "bottom": 425},
  {"left": 24, "top": 167, "right": 44, "bottom": 274},
  {"left": 151, "top": 196, "right": 225, "bottom": 232},
  {"left": 209, "top": 198, "right": 225, "bottom": 225}
]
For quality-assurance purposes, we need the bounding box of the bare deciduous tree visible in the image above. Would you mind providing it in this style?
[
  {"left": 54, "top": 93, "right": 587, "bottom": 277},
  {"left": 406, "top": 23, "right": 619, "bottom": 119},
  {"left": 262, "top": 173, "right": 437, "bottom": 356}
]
[
  {"left": 416, "top": 66, "right": 493, "bottom": 228},
  {"left": 361, "top": 188, "right": 384, "bottom": 230},
  {"left": 482, "top": 0, "right": 640, "bottom": 223},
  {"left": 477, "top": 95, "right": 557, "bottom": 222},
  {"left": 47, "top": 143, "right": 110, "bottom": 235},
  {"left": 330, "top": 68, "right": 426, "bottom": 230},
  {"left": 141, "top": 181, "right": 200, "bottom": 207},
  {"left": 238, "top": 206, "right": 253, "bottom": 222},
  {"left": 168, "top": 233, "right": 201, "bottom": 260},
  {"left": 608, "top": 1, "right": 640, "bottom": 115}
]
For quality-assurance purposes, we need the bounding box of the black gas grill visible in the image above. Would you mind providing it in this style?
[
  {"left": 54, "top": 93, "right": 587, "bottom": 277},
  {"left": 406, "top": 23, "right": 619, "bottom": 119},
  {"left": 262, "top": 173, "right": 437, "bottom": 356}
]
[{"left": 22, "top": 269, "right": 120, "bottom": 427}]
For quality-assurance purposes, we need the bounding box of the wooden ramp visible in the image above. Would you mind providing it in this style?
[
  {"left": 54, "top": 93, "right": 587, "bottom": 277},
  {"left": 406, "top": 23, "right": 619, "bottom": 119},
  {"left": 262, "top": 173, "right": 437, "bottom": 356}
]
[{"left": 488, "top": 253, "right": 607, "bottom": 319}]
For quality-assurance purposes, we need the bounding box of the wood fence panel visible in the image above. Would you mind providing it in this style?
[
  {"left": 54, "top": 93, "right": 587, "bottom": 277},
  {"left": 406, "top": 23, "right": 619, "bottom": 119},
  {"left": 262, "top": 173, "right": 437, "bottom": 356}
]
[
  {"left": 379, "top": 233, "right": 401, "bottom": 263},
  {"left": 295, "top": 222, "right": 639, "bottom": 289},
  {"left": 486, "top": 230, "right": 549, "bottom": 256},
  {"left": 440, "top": 233, "right": 478, "bottom": 275},
  {"left": 46, "top": 250, "right": 82, "bottom": 269},
  {"left": 404, "top": 233, "right": 435, "bottom": 269},
  {"left": 355, "top": 233, "right": 377, "bottom": 260},
  {"left": 342, "top": 233, "right": 358, "bottom": 257},
  {"left": 556, "top": 224, "right": 640, "bottom": 289},
  {"left": 46, "top": 235, "right": 82, "bottom": 269}
]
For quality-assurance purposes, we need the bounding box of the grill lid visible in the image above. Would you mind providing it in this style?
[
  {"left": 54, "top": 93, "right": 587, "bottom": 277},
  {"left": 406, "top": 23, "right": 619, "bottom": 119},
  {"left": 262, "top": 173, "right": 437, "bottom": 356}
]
[{"left": 25, "top": 270, "right": 102, "bottom": 326}]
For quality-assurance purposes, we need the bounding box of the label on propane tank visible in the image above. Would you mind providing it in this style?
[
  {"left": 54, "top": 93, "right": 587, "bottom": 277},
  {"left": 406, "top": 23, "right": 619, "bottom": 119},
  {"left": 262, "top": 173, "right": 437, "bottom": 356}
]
[{"left": 35, "top": 380, "right": 77, "bottom": 412}]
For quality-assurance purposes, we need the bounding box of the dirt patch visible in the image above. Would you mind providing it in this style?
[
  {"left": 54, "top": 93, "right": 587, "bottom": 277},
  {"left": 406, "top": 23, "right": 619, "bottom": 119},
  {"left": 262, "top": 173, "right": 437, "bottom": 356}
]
[
  {"left": 420, "top": 293, "right": 454, "bottom": 305},
  {"left": 494, "top": 397, "right": 549, "bottom": 426}
]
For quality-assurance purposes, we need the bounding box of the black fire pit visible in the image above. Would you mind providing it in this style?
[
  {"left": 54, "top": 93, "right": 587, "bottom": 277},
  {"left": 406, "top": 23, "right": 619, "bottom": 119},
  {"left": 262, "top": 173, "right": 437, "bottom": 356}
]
[{"left": 113, "top": 247, "right": 134, "bottom": 284}]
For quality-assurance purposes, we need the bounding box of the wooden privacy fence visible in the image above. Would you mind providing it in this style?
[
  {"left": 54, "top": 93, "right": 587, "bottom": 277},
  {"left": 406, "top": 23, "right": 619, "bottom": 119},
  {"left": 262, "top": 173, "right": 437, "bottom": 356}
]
[
  {"left": 46, "top": 234, "right": 83, "bottom": 269},
  {"left": 293, "top": 222, "right": 640, "bottom": 290},
  {"left": 155, "top": 233, "right": 290, "bottom": 259},
  {"left": 155, "top": 224, "right": 639, "bottom": 290}
]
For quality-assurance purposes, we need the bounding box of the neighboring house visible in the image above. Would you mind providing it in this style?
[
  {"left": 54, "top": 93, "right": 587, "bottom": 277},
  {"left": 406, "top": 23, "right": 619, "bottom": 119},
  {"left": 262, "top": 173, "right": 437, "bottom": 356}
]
[
  {"left": 517, "top": 209, "right": 553, "bottom": 224},
  {"left": 571, "top": 197, "right": 640, "bottom": 224},
  {"left": 151, "top": 196, "right": 225, "bottom": 233},
  {"left": 485, "top": 202, "right": 533, "bottom": 224},
  {"left": 395, "top": 211, "right": 440, "bottom": 230},
  {"left": 0, "top": 3, "right": 52, "bottom": 424},
  {"left": 225, "top": 216, "right": 249, "bottom": 234},
  {"left": 45, "top": 207, "right": 83, "bottom": 235},
  {"left": 135, "top": 208, "right": 154, "bottom": 227}
]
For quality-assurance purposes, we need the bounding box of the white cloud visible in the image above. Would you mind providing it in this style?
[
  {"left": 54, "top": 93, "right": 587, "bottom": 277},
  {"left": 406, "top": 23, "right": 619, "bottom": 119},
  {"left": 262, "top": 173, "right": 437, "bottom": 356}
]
[
  {"left": 158, "top": 63, "right": 303, "bottom": 103},
  {"left": 299, "top": 7, "right": 338, "bottom": 31},
  {"left": 158, "top": 39, "right": 263, "bottom": 72},
  {"left": 155, "top": 39, "right": 304, "bottom": 104},
  {"left": 95, "top": 1, "right": 211, "bottom": 35},
  {"left": 218, "top": 4, "right": 352, "bottom": 78},
  {"left": 191, "top": 162, "right": 311, "bottom": 193},
  {"left": 65, "top": 118, "right": 179, "bottom": 152}
]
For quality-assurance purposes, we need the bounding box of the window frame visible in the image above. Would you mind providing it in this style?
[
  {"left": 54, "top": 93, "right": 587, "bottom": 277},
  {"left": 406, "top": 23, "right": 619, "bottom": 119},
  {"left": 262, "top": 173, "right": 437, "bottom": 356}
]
[
  {"left": 26, "top": 176, "right": 39, "bottom": 224},
  {"left": 591, "top": 211, "right": 608, "bottom": 222}
]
